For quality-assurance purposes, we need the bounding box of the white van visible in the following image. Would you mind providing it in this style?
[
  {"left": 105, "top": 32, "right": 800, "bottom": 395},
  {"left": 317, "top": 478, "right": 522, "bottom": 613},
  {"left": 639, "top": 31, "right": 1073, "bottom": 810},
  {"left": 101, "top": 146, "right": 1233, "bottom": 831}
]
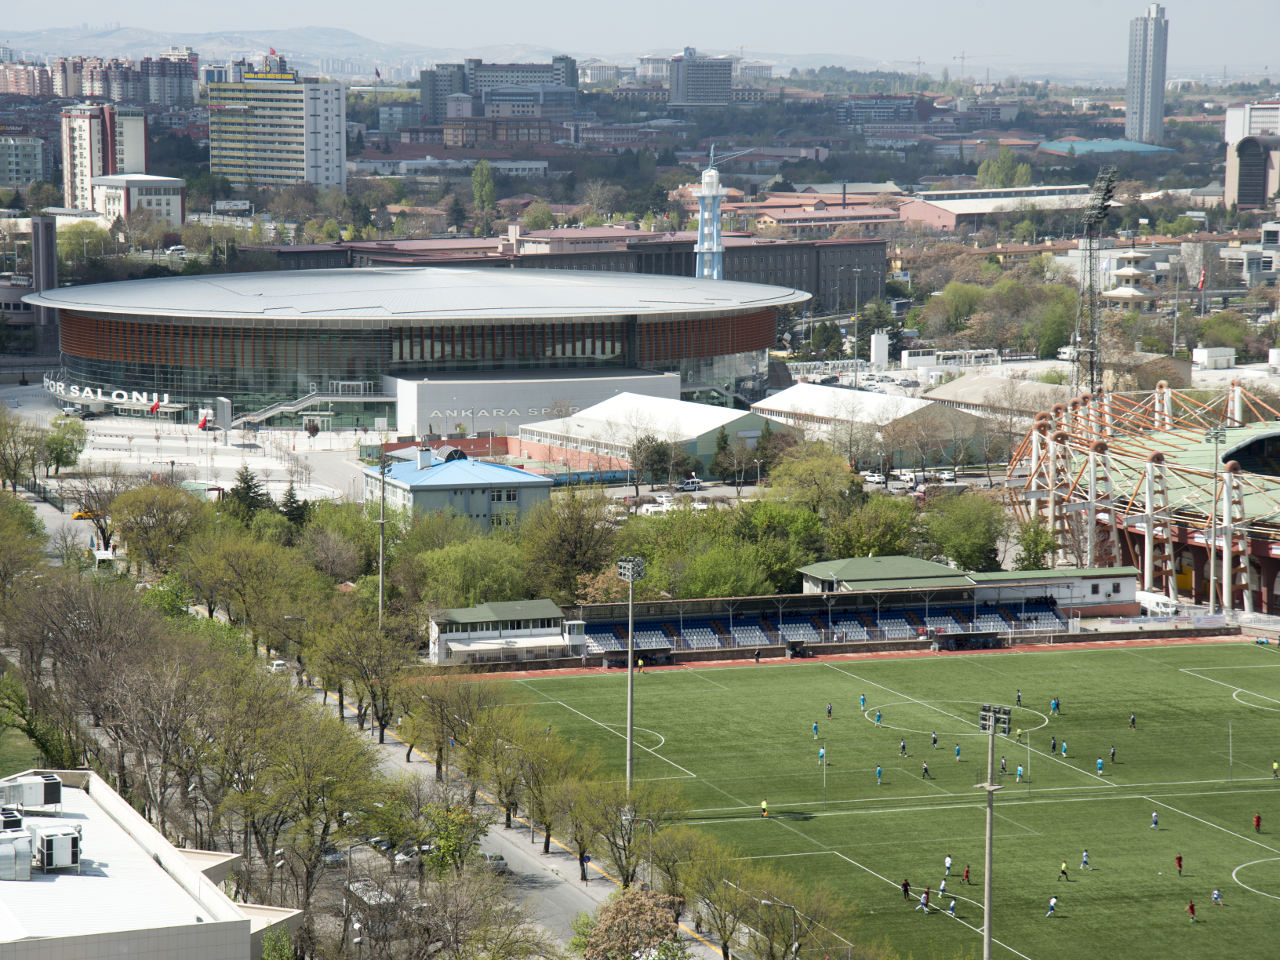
[{"left": 1136, "top": 590, "right": 1179, "bottom": 616}]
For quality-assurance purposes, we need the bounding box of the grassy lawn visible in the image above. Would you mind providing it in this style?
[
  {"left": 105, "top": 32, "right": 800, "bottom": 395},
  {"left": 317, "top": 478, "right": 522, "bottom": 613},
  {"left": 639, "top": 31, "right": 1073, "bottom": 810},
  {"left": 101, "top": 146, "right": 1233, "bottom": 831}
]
[
  {"left": 512, "top": 642, "right": 1280, "bottom": 960},
  {"left": 0, "top": 727, "right": 41, "bottom": 779}
]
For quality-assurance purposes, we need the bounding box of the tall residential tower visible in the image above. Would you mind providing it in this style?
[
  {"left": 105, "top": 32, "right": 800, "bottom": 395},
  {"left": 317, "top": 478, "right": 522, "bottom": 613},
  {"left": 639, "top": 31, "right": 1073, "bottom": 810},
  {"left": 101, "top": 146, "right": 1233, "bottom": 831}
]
[
  {"left": 60, "top": 103, "right": 148, "bottom": 211},
  {"left": 1125, "top": 3, "right": 1168, "bottom": 145}
]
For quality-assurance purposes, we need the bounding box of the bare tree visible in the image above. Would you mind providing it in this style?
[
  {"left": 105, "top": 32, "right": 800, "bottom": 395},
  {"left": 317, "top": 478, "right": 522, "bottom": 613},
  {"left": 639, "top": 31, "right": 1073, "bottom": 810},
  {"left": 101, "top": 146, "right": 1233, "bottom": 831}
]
[{"left": 69, "top": 463, "right": 140, "bottom": 549}]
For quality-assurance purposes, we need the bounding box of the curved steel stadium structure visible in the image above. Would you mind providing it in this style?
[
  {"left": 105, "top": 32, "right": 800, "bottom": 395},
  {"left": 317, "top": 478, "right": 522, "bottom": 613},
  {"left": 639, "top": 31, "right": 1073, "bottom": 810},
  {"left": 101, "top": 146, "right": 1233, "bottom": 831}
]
[{"left": 25, "top": 267, "right": 808, "bottom": 426}]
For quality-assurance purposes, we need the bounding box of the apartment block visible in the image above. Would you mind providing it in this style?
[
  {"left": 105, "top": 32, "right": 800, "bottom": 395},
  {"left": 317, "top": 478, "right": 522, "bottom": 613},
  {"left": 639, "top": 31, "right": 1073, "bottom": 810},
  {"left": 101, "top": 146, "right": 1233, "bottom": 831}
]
[
  {"left": 0, "top": 136, "right": 49, "bottom": 187},
  {"left": 60, "top": 103, "right": 148, "bottom": 211},
  {"left": 209, "top": 60, "right": 346, "bottom": 191}
]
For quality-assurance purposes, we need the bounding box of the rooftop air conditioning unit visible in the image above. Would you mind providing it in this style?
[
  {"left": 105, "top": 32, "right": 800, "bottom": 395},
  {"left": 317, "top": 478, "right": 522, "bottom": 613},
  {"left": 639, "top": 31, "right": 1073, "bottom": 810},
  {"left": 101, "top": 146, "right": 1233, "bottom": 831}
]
[
  {"left": 0, "top": 774, "right": 61, "bottom": 811},
  {"left": 32, "top": 825, "right": 80, "bottom": 873},
  {"left": 0, "top": 808, "right": 20, "bottom": 830},
  {"left": 0, "top": 829, "right": 32, "bottom": 881}
]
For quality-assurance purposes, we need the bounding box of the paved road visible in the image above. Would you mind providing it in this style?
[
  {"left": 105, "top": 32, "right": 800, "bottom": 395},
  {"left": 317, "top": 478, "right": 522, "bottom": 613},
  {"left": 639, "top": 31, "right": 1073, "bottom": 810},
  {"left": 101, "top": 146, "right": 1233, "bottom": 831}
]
[{"left": 313, "top": 685, "right": 722, "bottom": 959}]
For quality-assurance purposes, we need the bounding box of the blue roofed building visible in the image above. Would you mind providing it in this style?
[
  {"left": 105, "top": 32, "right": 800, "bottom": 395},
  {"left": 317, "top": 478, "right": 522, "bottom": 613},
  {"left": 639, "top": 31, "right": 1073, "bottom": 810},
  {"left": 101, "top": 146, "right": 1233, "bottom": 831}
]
[
  {"left": 1036, "top": 138, "right": 1176, "bottom": 158},
  {"left": 362, "top": 447, "right": 552, "bottom": 527}
]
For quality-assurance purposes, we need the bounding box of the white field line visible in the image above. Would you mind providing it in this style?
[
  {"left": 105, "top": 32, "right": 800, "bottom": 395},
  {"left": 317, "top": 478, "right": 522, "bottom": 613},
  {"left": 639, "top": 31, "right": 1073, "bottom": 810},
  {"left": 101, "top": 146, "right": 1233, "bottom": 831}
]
[{"left": 823, "top": 662, "right": 1115, "bottom": 786}]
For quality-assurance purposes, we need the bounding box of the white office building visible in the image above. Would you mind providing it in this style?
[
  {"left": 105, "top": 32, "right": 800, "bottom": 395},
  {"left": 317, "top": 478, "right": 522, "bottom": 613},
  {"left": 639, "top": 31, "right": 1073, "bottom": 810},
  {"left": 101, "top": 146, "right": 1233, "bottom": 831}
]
[
  {"left": 209, "top": 59, "right": 346, "bottom": 191},
  {"left": 90, "top": 173, "right": 186, "bottom": 227},
  {"left": 1125, "top": 3, "right": 1168, "bottom": 144}
]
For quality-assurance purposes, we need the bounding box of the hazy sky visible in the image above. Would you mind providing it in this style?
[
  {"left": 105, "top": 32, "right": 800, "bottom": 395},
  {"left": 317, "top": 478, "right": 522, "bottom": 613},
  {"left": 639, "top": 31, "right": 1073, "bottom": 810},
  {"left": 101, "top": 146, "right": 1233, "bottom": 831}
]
[{"left": 7, "top": 1, "right": 1275, "bottom": 75}]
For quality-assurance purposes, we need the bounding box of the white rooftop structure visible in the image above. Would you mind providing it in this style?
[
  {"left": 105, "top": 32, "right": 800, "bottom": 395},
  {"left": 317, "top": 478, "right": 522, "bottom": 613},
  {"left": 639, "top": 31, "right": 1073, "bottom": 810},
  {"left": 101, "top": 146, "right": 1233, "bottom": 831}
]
[
  {"left": 0, "top": 769, "right": 296, "bottom": 960},
  {"left": 751, "top": 382, "right": 932, "bottom": 425},
  {"left": 523, "top": 392, "right": 758, "bottom": 444},
  {"left": 24, "top": 267, "right": 809, "bottom": 322}
]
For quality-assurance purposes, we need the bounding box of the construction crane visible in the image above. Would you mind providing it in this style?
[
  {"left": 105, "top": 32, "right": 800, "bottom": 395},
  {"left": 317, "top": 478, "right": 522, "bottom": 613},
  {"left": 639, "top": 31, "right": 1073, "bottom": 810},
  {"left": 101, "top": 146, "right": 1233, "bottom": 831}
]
[
  {"left": 893, "top": 58, "right": 927, "bottom": 87},
  {"left": 1071, "top": 166, "right": 1118, "bottom": 395}
]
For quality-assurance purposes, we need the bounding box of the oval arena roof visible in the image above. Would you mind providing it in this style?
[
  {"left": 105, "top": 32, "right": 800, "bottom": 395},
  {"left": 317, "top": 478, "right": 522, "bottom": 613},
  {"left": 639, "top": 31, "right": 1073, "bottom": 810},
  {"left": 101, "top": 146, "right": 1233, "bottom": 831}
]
[{"left": 24, "top": 267, "right": 810, "bottom": 322}]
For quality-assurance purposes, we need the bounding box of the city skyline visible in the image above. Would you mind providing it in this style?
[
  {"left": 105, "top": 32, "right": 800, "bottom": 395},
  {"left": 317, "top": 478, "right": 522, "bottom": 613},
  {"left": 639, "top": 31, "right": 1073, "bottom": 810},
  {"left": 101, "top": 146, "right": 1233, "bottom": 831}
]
[{"left": 1, "top": 1, "right": 1276, "bottom": 80}]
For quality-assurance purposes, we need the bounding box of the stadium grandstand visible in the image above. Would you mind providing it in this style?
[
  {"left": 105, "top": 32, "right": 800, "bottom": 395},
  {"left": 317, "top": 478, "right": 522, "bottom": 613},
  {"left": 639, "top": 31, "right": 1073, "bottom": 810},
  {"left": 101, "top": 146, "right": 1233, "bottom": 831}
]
[{"left": 1007, "top": 379, "right": 1280, "bottom": 614}]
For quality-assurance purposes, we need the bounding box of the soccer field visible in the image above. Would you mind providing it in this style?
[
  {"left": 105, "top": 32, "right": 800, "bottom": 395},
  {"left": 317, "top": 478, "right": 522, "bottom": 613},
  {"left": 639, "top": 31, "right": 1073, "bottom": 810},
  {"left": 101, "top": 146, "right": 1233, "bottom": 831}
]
[{"left": 511, "top": 641, "right": 1280, "bottom": 960}]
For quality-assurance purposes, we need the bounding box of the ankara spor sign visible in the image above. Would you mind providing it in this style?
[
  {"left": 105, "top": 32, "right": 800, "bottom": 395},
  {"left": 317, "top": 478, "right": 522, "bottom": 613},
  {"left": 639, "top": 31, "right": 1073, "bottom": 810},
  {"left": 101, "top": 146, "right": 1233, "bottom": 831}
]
[{"left": 43, "top": 376, "right": 169, "bottom": 407}]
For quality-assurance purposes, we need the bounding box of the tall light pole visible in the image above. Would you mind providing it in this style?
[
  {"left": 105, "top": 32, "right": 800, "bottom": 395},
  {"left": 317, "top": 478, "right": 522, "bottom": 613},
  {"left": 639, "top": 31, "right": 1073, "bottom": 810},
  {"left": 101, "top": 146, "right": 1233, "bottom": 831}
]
[
  {"left": 622, "top": 813, "right": 656, "bottom": 888},
  {"left": 752, "top": 458, "right": 763, "bottom": 487},
  {"left": 976, "top": 704, "right": 1011, "bottom": 960},
  {"left": 1203, "top": 425, "right": 1225, "bottom": 613},
  {"left": 850, "top": 267, "right": 863, "bottom": 390},
  {"left": 377, "top": 452, "right": 390, "bottom": 629},
  {"left": 618, "top": 556, "right": 646, "bottom": 794}
]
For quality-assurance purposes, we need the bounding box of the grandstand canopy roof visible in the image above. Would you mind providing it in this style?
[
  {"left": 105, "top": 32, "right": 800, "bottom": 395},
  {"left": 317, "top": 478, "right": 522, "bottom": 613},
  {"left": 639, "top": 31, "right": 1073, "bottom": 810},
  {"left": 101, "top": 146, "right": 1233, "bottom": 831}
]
[
  {"left": 23, "top": 267, "right": 810, "bottom": 321},
  {"left": 800, "top": 556, "right": 1139, "bottom": 592}
]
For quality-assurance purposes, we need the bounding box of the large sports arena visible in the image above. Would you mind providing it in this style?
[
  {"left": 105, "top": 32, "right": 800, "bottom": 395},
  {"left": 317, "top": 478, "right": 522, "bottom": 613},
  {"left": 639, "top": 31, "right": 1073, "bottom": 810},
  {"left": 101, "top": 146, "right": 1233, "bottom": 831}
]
[{"left": 25, "top": 267, "right": 808, "bottom": 431}]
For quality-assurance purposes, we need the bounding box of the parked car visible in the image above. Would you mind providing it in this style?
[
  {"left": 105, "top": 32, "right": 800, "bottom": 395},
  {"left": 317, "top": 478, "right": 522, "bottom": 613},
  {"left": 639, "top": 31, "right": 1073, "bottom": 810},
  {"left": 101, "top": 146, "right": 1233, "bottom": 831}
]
[
  {"left": 267, "top": 659, "right": 291, "bottom": 675},
  {"left": 864, "top": 472, "right": 886, "bottom": 485},
  {"left": 937, "top": 469, "right": 956, "bottom": 482},
  {"left": 72, "top": 509, "right": 101, "bottom": 521},
  {"left": 481, "top": 852, "right": 510, "bottom": 874},
  {"left": 674, "top": 477, "right": 702, "bottom": 492}
]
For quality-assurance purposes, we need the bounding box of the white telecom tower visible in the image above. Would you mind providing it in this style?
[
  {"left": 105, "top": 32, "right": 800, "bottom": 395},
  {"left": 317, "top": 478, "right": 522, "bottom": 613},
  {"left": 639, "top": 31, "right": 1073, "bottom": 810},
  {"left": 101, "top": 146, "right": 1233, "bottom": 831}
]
[{"left": 693, "top": 146, "right": 752, "bottom": 280}]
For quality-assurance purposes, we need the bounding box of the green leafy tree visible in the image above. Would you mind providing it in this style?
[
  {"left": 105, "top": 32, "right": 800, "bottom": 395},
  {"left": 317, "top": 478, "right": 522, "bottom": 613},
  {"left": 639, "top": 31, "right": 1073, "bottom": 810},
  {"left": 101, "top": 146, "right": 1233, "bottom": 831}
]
[
  {"left": 1014, "top": 516, "right": 1057, "bottom": 570},
  {"left": 924, "top": 491, "right": 1008, "bottom": 571},
  {"left": 416, "top": 536, "right": 527, "bottom": 609},
  {"left": 43, "top": 416, "right": 86, "bottom": 475},
  {"left": 471, "top": 160, "right": 496, "bottom": 232},
  {"left": 827, "top": 494, "right": 919, "bottom": 559},
  {"left": 522, "top": 487, "right": 616, "bottom": 602},
  {"left": 767, "top": 442, "right": 863, "bottom": 518},
  {"left": 522, "top": 201, "right": 555, "bottom": 231},
  {"left": 110, "top": 484, "right": 210, "bottom": 575}
]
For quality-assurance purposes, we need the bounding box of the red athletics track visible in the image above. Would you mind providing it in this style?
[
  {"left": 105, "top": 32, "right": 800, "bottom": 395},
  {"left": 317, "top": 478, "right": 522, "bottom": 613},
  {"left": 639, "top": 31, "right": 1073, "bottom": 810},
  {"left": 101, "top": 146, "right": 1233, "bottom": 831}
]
[{"left": 490, "top": 632, "right": 1256, "bottom": 681}]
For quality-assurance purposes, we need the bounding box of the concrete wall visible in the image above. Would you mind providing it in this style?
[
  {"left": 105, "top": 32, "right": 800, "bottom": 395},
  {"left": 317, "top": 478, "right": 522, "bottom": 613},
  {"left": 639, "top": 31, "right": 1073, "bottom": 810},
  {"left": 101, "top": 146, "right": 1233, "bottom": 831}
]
[{"left": 392, "top": 371, "right": 681, "bottom": 437}]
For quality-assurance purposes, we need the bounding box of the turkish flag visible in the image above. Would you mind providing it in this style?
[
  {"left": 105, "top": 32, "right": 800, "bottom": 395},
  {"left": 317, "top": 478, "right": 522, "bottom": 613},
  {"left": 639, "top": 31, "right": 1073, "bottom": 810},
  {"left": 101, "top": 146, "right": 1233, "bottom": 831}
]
[
  {"left": 149, "top": 398, "right": 160, "bottom": 413},
  {"left": 1197, "top": 267, "right": 1206, "bottom": 291},
  {"left": 269, "top": 47, "right": 276, "bottom": 56},
  {"left": 198, "top": 415, "right": 208, "bottom": 429}
]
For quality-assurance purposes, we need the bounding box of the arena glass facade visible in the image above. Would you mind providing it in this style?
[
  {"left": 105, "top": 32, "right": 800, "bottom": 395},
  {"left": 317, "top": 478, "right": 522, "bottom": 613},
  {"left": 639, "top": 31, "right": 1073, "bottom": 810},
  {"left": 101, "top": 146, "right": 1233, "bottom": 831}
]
[{"left": 30, "top": 268, "right": 805, "bottom": 428}]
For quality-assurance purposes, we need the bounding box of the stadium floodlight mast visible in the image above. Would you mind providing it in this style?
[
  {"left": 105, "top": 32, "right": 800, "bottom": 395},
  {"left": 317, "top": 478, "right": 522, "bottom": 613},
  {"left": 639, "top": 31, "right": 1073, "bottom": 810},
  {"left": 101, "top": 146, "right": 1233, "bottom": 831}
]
[
  {"left": 1203, "top": 426, "right": 1226, "bottom": 615},
  {"left": 617, "top": 556, "right": 647, "bottom": 794},
  {"left": 976, "top": 704, "right": 1011, "bottom": 960}
]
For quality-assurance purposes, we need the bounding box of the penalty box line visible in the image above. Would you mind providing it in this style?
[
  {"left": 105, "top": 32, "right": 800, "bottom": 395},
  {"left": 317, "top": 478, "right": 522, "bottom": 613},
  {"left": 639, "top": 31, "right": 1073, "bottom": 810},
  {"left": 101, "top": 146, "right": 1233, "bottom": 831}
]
[
  {"left": 823, "top": 662, "right": 1115, "bottom": 787},
  {"left": 514, "top": 678, "right": 751, "bottom": 807}
]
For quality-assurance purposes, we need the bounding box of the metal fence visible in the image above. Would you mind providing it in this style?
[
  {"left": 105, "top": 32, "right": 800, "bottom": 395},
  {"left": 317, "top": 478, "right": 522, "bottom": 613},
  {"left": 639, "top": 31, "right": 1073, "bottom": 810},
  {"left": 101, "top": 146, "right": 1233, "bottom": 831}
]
[{"left": 17, "top": 477, "right": 67, "bottom": 512}]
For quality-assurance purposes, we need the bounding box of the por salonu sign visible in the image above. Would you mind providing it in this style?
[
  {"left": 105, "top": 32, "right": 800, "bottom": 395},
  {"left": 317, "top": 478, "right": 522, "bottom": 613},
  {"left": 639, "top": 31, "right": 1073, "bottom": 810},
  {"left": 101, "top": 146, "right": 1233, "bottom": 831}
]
[{"left": 43, "top": 376, "right": 169, "bottom": 406}]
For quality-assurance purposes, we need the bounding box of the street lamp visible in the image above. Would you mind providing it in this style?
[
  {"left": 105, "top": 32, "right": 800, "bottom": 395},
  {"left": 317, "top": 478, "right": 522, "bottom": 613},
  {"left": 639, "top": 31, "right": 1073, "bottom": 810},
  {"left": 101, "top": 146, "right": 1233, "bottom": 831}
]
[
  {"left": 617, "top": 556, "right": 647, "bottom": 794},
  {"left": 849, "top": 267, "right": 863, "bottom": 390},
  {"left": 752, "top": 458, "right": 763, "bottom": 487},
  {"left": 1203, "top": 426, "right": 1226, "bottom": 614},
  {"left": 976, "top": 704, "right": 1011, "bottom": 960}
]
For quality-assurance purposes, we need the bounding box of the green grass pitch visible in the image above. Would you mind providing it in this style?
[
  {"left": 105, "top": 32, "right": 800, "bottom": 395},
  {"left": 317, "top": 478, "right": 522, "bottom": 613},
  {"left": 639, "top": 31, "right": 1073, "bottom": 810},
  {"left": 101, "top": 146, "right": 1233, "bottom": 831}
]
[{"left": 511, "top": 642, "right": 1280, "bottom": 960}]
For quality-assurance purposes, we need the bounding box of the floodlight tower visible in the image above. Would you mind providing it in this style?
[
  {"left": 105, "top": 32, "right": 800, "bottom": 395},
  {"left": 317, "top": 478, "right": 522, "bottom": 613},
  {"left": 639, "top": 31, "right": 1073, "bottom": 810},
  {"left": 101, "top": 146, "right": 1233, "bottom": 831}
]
[
  {"left": 1072, "top": 166, "right": 1117, "bottom": 395},
  {"left": 977, "top": 704, "right": 1011, "bottom": 960},
  {"left": 693, "top": 145, "right": 754, "bottom": 280}
]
